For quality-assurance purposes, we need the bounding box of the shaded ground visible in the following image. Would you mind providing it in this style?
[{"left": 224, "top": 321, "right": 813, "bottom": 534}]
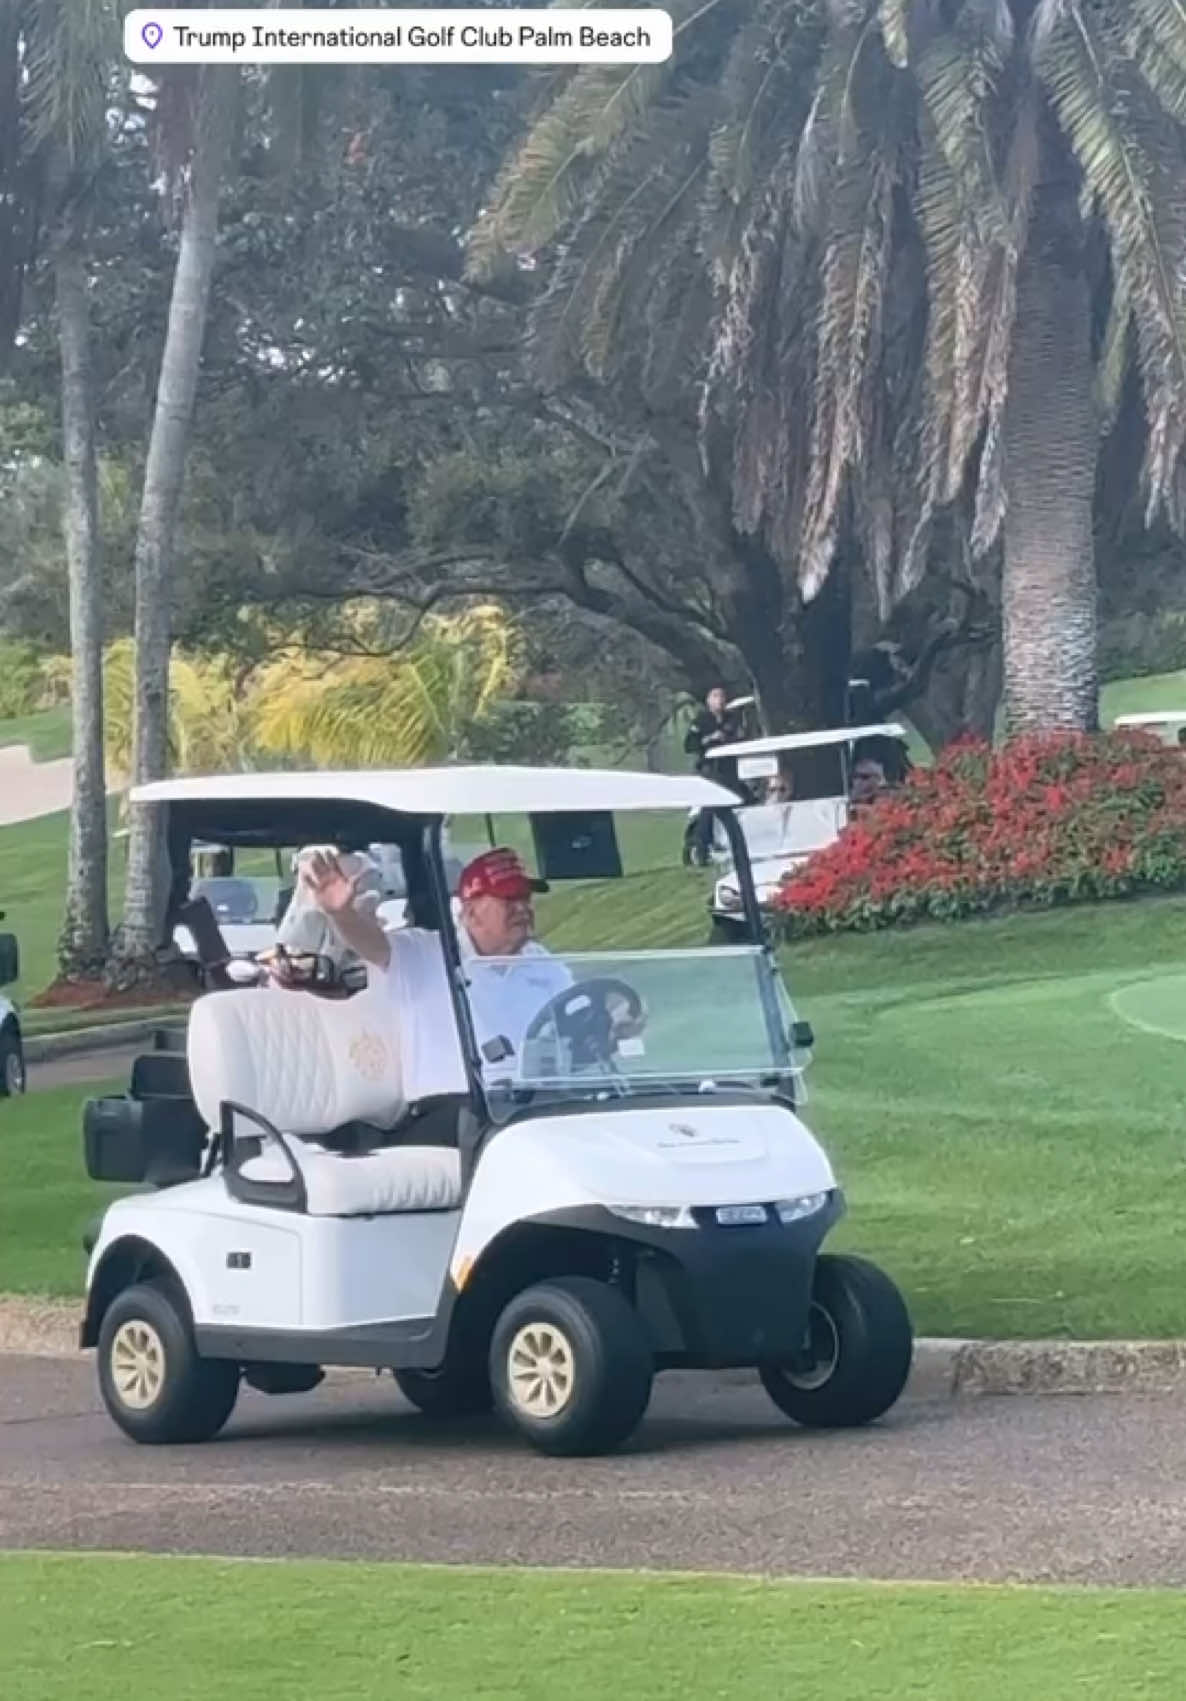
[{"left": 4, "top": 1355, "right": 1186, "bottom": 1586}]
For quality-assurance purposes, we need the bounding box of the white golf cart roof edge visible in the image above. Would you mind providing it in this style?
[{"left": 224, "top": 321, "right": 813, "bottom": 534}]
[
  {"left": 708, "top": 723, "right": 908, "bottom": 759},
  {"left": 129, "top": 765, "right": 737, "bottom": 815},
  {"left": 1114, "top": 712, "right": 1186, "bottom": 727}
]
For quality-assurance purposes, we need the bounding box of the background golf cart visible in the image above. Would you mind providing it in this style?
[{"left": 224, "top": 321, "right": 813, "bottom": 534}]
[
  {"left": 703, "top": 725, "right": 911, "bottom": 938},
  {"left": 81, "top": 765, "right": 912, "bottom": 1457},
  {"left": 1113, "top": 711, "right": 1186, "bottom": 747},
  {"left": 0, "top": 913, "right": 23, "bottom": 1096},
  {"left": 168, "top": 837, "right": 480, "bottom": 969}
]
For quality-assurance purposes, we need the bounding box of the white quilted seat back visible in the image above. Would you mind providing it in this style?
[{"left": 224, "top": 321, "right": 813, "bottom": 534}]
[{"left": 188, "top": 981, "right": 404, "bottom": 1138}]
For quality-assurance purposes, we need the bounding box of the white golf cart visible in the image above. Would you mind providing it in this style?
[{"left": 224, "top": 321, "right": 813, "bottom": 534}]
[
  {"left": 0, "top": 913, "right": 24, "bottom": 1097},
  {"left": 703, "top": 724, "right": 911, "bottom": 937},
  {"left": 1113, "top": 711, "right": 1186, "bottom": 747},
  {"left": 80, "top": 765, "right": 913, "bottom": 1456}
]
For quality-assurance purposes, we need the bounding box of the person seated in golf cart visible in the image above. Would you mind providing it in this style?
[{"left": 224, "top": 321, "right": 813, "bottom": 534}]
[{"left": 300, "top": 844, "right": 644, "bottom": 1101}]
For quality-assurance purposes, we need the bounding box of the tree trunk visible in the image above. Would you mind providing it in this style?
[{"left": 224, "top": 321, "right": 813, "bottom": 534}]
[
  {"left": 55, "top": 235, "right": 109, "bottom": 979},
  {"left": 1001, "top": 217, "right": 1098, "bottom": 733},
  {"left": 112, "top": 70, "right": 234, "bottom": 982}
]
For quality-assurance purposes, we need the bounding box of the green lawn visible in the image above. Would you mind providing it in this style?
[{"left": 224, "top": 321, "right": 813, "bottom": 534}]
[
  {"left": 1101, "top": 669, "right": 1186, "bottom": 723},
  {"left": 3, "top": 1553, "right": 1183, "bottom": 1701},
  {"left": 0, "top": 806, "right": 126, "bottom": 1004},
  {"left": 0, "top": 705, "right": 72, "bottom": 761},
  {"left": 0, "top": 1084, "right": 123, "bottom": 1295}
]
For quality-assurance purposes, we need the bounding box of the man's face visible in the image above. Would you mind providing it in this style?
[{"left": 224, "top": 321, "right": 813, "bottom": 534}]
[
  {"left": 463, "top": 892, "right": 536, "bottom": 956},
  {"left": 707, "top": 687, "right": 727, "bottom": 716},
  {"left": 852, "top": 759, "right": 887, "bottom": 803}
]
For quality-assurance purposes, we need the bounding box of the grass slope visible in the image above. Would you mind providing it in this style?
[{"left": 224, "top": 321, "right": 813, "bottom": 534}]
[
  {"left": 4, "top": 1554, "right": 1185, "bottom": 1701},
  {"left": 0, "top": 705, "right": 72, "bottom": 762}
]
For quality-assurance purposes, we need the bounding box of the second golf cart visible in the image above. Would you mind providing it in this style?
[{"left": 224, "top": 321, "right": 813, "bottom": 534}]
[
  {"left": 80, "top": 764, "right": 912, "bottom": 1455},
  {"left": 703, "top": 724, "right": 911, "bottom": 937}
]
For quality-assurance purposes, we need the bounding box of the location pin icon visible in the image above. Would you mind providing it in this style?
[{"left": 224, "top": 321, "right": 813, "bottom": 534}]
[{"left": 141, "top": 20, "right": 163, "bottom": 49}]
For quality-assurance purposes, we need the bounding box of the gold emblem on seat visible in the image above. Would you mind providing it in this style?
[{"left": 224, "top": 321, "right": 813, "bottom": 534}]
[{"left": 349, "top": 1031, "right": 389, "bottom": 1081}]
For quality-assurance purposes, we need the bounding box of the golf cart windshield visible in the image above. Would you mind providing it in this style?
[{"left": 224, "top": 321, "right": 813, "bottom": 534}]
[
  {"left": 191, "top": 874, "right": 281, "bottom": 925},
  {"left": 465, "top": 945, "right": 800, "bottom": 1119}
]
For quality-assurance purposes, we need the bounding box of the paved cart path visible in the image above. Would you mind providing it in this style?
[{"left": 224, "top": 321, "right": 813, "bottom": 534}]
[{"left": 2, "top": 1354, "right": 1182, "bottom": 1584}]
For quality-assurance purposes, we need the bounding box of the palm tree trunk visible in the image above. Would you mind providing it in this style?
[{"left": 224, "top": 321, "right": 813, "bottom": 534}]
[
  {"left": 1001, "top": 233, "right": 1098, "bottom": 734},
  {"left": 55, "top": 232, "right": 109, "bottom": 977},
  {"left": 113, "top": 70, "right": 234, "bottom": 978}
]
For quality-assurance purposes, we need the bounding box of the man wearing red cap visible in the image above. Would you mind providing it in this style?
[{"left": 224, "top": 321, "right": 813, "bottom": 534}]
[{"left": 300, "top": 844, "right": 577, "bottom": 1100}]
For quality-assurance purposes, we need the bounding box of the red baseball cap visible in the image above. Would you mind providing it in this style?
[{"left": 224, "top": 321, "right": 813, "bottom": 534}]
[{"left": 458, "top": 847, "right": 547, "bottom": 902}]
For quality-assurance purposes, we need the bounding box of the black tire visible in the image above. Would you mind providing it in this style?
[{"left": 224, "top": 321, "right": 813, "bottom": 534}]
[
  {"left": 760, "top": 1254, "right": 913, "bottom": 1429},
  {"left": 394, "top": 1360, "right": 493, "bottom": 1418},
  {"left": 97, "top": 1278, "right": 240, "bottom": 1444},
  {"left": 0, "top": 1026, "right": 25, "bottom": 1097},
  {"left": 489, "top": 1276, "right": 653, "bottom": 1457}
]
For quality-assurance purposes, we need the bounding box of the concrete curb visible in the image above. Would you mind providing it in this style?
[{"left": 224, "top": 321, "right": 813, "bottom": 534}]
[
  {"left": 23, "top": 1018, "right": 184, "bottom": 1065},
  {"left": 3, "top": 1298, "right": 1186, "bottom": 1395}
]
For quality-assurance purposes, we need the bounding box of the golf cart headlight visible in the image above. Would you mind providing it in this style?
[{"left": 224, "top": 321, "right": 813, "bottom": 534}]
[
  {"left": 609, "top": 1204, "right": 699, "bottom": 1229},
  {"left": 774, "top": 1191, "right": 830, "bottom": 1224}
]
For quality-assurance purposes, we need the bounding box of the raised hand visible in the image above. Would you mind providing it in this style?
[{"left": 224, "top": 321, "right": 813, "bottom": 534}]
[{"left": 300, "top": 850, "right": 361, "bottom": 915}]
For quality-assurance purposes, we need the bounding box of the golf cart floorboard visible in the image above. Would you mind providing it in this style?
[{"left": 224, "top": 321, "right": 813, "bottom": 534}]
[{"left": 194, "top": 1317, "right": 441, "bottom": 1369}]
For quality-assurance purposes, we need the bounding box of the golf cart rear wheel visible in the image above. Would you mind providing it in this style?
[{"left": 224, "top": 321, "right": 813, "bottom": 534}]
[
  {"left": 97, "top": 1279, "right": 240, "bottom": 1444},
  {"left": 0, "top": 1028, "right": 24, "bottom": 1096},
  {"left": 490, "top": 1277, "right": 653, "bottom": 1457},
  {"left": 760, "top": 1254, "right": 913, "bottom": 1429},
  {"left": 394, "top": 1361, "right": 493, "bottom": 1418}
]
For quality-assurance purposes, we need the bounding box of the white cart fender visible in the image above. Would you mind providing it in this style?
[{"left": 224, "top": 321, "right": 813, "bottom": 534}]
[
  {"left": 86, "top": 1180, "right": 304, "bottom": 1331},
  {"left": 449, "top": 1100, "right": 837, "bottom": 1284}
]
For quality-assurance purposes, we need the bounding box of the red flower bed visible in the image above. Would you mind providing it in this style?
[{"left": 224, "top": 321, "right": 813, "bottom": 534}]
[{"left": 771, "top": 731, "right": 1186, "bottom": 937}]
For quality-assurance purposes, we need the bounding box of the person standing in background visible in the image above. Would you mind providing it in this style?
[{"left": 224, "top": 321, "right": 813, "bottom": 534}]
[{"left": 683, "top": 685, "right": 744, "bottom": 866}]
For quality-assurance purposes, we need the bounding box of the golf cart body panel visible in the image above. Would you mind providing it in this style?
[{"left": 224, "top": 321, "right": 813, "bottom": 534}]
[
  {"left": 79, "top": 763, "right": 911, "bottom": 1451},
  {"left": 0, "top": 913, "right": 25, "bottom": 1096}
]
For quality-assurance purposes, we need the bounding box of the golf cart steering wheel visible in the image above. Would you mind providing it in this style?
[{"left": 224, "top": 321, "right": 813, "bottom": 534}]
[{"left": 522, "top": 977, "right": 645, "bottom": 1070}]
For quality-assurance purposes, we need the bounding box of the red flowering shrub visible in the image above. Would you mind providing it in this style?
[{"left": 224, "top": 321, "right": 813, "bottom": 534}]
[{"left": 772, "top": 731, "right": 1186, "bottom": 937}]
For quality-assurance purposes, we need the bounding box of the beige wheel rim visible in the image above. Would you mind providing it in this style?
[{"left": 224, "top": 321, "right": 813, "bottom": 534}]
[
  {"left": 111, "top": 1319, "right": 167, "bottom": 1410},
  {"left": 507, "top": 1322, "right": 576, "bottom": 1418}
]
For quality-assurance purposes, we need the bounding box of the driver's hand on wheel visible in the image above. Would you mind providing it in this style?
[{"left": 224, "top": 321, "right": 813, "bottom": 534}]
[
  {"left": 301, "top": 850, "right": 362, "bottom": 915},
  {"left": 607, "top": 992, "right": 647, "bottom": 1043}
]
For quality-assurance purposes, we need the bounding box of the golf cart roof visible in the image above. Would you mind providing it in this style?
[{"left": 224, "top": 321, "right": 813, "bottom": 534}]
[
  {"left": 1114, "top": 711, "right": 1186, "bottom": 728},
  {"left": 131, "top": 765, "right": 735, "bottom": 817},
  {"left": 708, "top": 723, "right": 908, "bottom": 760}
]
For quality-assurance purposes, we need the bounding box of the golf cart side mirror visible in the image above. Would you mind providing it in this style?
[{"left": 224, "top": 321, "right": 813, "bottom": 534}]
[
  {"left": 791, "top": 1020, "right": 814, "bottom": 1051},
  {"left": 482, "top": 1035, "right": 515, "bottom": 1064},
  {"left": 0, "top": 932, "right": 18, "bottom": 988}
]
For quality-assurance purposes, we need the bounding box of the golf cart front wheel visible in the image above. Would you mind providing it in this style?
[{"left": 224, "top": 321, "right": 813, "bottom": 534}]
[
  {"left": 0, "top": 1029, "right": 24, "bottom": 1096},
  {"left": 760, "top": 1254, "right": 913, "bottom": 1429},
  {"left": 97, "top": 1279, "right": 240, "bottom": 1444},
  {"left": 490, "top": 1276, "right": 653, "bottom": 1456}
]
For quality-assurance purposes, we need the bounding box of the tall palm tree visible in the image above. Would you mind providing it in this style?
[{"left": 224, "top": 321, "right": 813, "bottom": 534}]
[
  {"left": 115, "top": 62, "right": 238, "bottom": 979},
  {"left": 470, "top": 0, "right": 1186, "bottom": 733},
  {"left": 19, "top": 0, "right": 117, "bottom": 978}
]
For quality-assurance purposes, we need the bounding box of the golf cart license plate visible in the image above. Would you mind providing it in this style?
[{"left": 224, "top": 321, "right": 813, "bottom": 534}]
[{"left": 715, "top": 1203, "right": 768, "bottom": 1225}]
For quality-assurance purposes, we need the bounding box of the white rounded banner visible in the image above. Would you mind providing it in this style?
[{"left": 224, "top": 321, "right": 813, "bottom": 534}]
[{"left": 125, "top": 8, "right": 673, "bottom": 64}]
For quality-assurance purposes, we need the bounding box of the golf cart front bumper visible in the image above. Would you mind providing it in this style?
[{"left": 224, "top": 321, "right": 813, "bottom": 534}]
[{"left": 538, "top": 1192, "right": 844, "bottom": 1369}]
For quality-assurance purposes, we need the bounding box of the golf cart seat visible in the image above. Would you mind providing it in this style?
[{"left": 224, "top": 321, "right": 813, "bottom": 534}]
[{"left": 187, "top": 983, "right": 461, "bottom": 1217}]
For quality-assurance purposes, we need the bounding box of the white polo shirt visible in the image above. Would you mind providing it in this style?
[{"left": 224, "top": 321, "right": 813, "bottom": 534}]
[{"left": 382, "top": 926, "right": 572, "bottom": 1103}]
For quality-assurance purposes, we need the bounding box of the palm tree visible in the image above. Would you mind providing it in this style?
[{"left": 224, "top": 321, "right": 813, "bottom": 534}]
[
  {"left": 115, "top": 63, "right": 238, "bottom": 980},
  {"left": 18, "top": 0, "right": 117, "bottom": 979},
  {"left": 470, "top": 0, "right": 1186, "bottom": 733},
  {"left": 249, "top": 603, "right": 519, "bottom": 767}
]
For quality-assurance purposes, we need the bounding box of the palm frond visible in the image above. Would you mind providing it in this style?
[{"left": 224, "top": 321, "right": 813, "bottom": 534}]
[
  {"left": 800, "top": 141, "right": 897, "bottom": 598},
  {"left": 22, "top": 0, "right": 116, "bottom": 164},
  {"left": 1122, "top": 0, "right": 1186, "bottom": 124},
  {"left": 1096, "top": 274, "right": 1133, "bottom": 435},
  {"left": 1035, "top": 1, "right": 1186, "bottom": 523},
  {"left": 466, "top": 0, "right": 731, "bottom": 277}
]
